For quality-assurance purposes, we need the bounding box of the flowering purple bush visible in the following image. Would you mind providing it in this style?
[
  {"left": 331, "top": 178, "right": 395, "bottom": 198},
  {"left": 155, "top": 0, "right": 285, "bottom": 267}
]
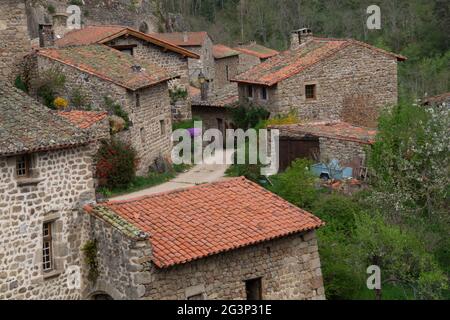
[{"left": 187, "top": 127, "right": 202, "bottom": 137}]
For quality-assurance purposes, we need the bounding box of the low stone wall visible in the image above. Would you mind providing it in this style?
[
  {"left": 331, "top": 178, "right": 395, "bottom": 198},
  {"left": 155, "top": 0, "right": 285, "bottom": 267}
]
[
  {"left": 0, "top": 145, "right": 95, "bottom": 299},
  {"left": 319, "top": 137, "right": 369, "bottom": 166}
]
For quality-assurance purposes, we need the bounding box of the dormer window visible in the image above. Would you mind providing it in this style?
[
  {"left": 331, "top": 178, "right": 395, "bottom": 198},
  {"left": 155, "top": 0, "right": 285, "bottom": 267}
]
[{"left": 16, "top": 155, "right": 31, "bottom": 178}]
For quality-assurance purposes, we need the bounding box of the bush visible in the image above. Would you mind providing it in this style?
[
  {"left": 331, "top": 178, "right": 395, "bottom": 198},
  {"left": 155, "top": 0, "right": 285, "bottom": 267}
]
[
  {"left": 103, "top": 97, "right": 130, "bottom": 130},
  {"left": 14, "top": 76, "right": 28, "bottom": 93},
  {"left": 95, "top": 139, "right": 138, "bottom": 189},
  {"left": 231, "top": 104, "right": 270, "bottom": 129},
  {"left": 36, "top": 68, "right": 66, "bottom": 109},
  {"left": 70, "top": 87, "right": 88, "bottom": 108},
  {"left": 54, "top": 97, "right": 68, "bottom": 110},
  {"left": 268, "top": 158, "right": 318, "bottom": 210}
]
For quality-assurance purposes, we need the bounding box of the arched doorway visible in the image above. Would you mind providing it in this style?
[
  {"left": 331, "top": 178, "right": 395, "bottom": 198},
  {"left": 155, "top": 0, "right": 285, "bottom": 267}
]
[
  {"left": 139, "top": 22, "right": 149, "bottom": 34},
  {"left": 91, "top": 292, "right": 113, "bottom": 300}
]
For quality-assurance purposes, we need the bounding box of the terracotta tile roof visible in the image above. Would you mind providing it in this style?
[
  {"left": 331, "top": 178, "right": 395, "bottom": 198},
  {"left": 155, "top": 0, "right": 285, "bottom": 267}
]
[
  {"left": 37, "top": 45, "right": 176, "bottom": 91},
  {"left": 56, "top": 25, "right": 199, "bottom": 59},
  {"left": 58, "top": 111, "right": 108, "bottom": 129},
  {"left": 0, "top": 84, "right": 92, "bottom": 156},
  {"left": 191, "top": 83, "right": 239, "bottom": 108},
  {"left": 233, "top": 38, "right": 406, "bottom": 86},
  {"left": 234, "top": 43, "right": 279, "bottom": 59},
  {"left": 213, "top": 44, "right": 240, "bottom": 59},
  {"left": 149, "top": 32, "right": 209, "bottom": 47},
  {"left": 86, "top": 177, "right": 324, "bottom": 268},
  {"left": 271, "top": 121, "right": 377, "bottom": 144}
]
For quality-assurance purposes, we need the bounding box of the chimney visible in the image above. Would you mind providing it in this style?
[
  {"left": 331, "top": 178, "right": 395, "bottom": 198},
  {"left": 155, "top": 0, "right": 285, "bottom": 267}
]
[
  {"left": 290, "top": 28, "right": 313, "bottom": 50},
  {"left": 52, "top": 13, "right": 69, "bottom": 39},
  {"left": 39, "top": 24, "right": 55, "bottom": 47}
]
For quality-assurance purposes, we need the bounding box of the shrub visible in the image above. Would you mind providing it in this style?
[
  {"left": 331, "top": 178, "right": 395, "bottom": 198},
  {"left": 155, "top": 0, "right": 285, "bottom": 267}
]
[
  {"left": 47, "top": 4, "right": 56, "bottom": 14},
  {"left": 36, "top": 68, "right": 66, "bottom": 109},
  {"left": 169, "top": 87, "right": 188, "bottom": 104},
  {"left": 70, "top": 87, "right": 88, "bottom": 108},
  {"left": 268, "top": 158, "right": 318, "bottom": 210},
  {"left": 95, "top": 139, "right": 138, "bottom": 189},
  {"left": 14, "top": 76, "right": 28, "bottom": 93},
  {"left": 231, "top": 103, "right": 270, "bottom": 129},
  {"left": 264, "top": 109, "right": 300, "bottom": 126},
  {"left": 54, "top": 97, "right": 68, "bottom": 110},
  {"left": 103, "top": 97, "right": 131, "bottom": 130}
]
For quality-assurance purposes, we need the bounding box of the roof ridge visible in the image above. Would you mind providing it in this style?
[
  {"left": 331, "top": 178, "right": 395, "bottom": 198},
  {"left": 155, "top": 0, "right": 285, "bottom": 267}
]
[{"left": 106, "top": 176, "right": 248, "bottom": 205}]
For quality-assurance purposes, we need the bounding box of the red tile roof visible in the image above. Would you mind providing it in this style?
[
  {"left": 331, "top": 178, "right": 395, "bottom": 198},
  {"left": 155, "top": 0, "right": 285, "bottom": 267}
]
[
  {"left": 58, "top": 111, "right": 108, "bottom": 129},
  {"left": 234, "top": 43, "right": 279, "bottom": 59},
  {"left": 56, "top": 25, "right": 199, "bottom": 59},
  {"left": 37, "top": 45, "right": 175, "bottom": 91},
  {"left": 86, "top": 177, "right": 324, "bottom": 268},
  {"left": 233, "top": 38, "right": 406, "bottom": 86},
  {"left": 149, "top": 32, "right": 209, "bottom": 47},
  {"left": 213, "top": 44, "right": 240, "bottom": 59},
  {"left": 270, "top": 121, "right": 378, "bottom": 144}
]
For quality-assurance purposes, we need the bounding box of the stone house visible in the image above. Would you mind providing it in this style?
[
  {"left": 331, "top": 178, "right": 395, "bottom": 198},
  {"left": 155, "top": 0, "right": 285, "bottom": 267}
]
[
  {"left": 213, "top": 44, "right": 240, "bottom": 88},
  {"left": 0, "top": 84, "right": 96, "bottom": 299},
  {"left": 191, "top": 83, "right": 239, "bottom": 133},
  {"left": 150, "top": 32, "right": 215, "bottom": 88},
  {"left": 232, "top": 34, "right": 406, "bottom": 128},
  {"left": 269, "top": 121, "right": 377, "bottom": 173},
  {"left": 83, "top": 177, "right": 325, "bottom": 300},
  {"left": 234, "top": 42, "right": 279, "bottom": 74},
  {"left": 27, "top": 44, "right": 176, "bottom": 176},
  {"left": 55, "top": 25, "right": 200, "bottom": 121}
]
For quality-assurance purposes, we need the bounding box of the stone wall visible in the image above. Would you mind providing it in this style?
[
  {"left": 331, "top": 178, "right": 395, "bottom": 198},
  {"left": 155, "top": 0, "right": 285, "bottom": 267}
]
[
  {"left": 237, "top": 53, "right": 261, "bottom": 74},
  {"left": 84, "top": 215, "right": 325, "bottom": 300},
  {"left": 319, "top": 137, "right": 369, "bottom": 167},
  {"left": 214, "top": 55, "right": 239, "bottom": 89},
  {"left": 28, "top": 55, "right": 173, "bottom": 175},
  {"left": 0, "top": 145, "right": 95, "bottom": 299},
  {"left": 0, "top": 0, "right": 31, "bottom": 84},
  {"left": 24, "top": 0, "right": 158, "bottom": 41},
  {"left": 192, "top": 106, "right": 233, "bottom": 132},
  {"left": 185, "top": 36, "right": 215, "bottom": 87},
  {"left": 238, "top": 44, "right": 398, "bottom": 127}
]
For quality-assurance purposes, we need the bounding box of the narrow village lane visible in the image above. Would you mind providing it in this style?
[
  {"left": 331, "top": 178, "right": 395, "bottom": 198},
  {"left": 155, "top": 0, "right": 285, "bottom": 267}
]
[{"left": 110, "top": 149, "right": 235, "bottom": 201}]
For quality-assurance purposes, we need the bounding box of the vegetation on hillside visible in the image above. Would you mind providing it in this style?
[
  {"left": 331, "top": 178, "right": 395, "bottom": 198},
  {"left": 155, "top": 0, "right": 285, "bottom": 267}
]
[{"left": 161, "top": 0, "right": 449, "bottom": 99}]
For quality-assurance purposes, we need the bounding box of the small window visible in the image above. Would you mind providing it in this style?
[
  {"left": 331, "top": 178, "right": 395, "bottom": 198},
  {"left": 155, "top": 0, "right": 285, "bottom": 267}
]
[
  {"left": 16, "top": 155, "right": 31, "bottom": 178},
  {"left": 247, "top": 85, "right": 253, "bottom": 98},
  {"left": 160, "top": 120, "right": 166, "bottom": 136},
  {"left": 305, "top": 84, "right": 316, "bottom": 100},
  {"left": 42, "top": 222, "right": 53, "bottom": 272},
  {"left": 140, "top": 127, "right": 145, "bottom": 143},
  {"left": 136, "top": 93, "right": 140, "bottom": 108},
  {"left": 261, "top": 87, "right": 268, "bottom": 100},
  {"left": 245, "top": 278, "right": 262, "bottom": 300},
  {"left": 226, "top": 65, "right": 230, "bottom": 81}
]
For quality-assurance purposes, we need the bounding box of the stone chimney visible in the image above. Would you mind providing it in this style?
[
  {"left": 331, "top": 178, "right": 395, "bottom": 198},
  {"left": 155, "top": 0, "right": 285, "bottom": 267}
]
[
  {"left": 52, "top": 13, "right": 69, "bottom": 39},
  {"left": 39, "top": 24, "right": 55, "bottom": 47},
  {"left": 290, "top": 28, "right": 313, "bottom": 50}
]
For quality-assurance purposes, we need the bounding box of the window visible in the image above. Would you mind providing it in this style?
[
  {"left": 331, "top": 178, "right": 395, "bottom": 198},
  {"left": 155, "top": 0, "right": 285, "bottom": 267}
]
[
  {"left": 245, "top": 278, "right": 262, "bottom": 300},
  {"left": 16, "top": 155, "right": 31, "bottom": 178},
  {"left": 226, "top": 65, "right": 230, "bottom": 81},
  {"left": 136, "top": 93, "right": 140, "bottom": 108},
  {"left": 42, "top": 222, "right": 53, "bottom": 272},
  {"left": 160, "top": 120, "right": 166, "bottom": 136},
  {"left": 305, "top": 84, "right": 316, "bottom": 100},
  {"left": 140, "top": 128, "right": 145, "bottom": 144},
  {"left": 261, "top": 87, "right": 268, "bottom": 100},
  {"left": 217, "top": 118, "right": 223, "bottom": 132},
  {"left": 247, "top": 85, "right": 253, "bottom": 98}
]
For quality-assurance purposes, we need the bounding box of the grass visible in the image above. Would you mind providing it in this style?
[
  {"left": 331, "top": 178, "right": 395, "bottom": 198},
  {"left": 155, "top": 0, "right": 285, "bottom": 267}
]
[{"left": 99, "top": 164, "right": 192, "bottom": 198}]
